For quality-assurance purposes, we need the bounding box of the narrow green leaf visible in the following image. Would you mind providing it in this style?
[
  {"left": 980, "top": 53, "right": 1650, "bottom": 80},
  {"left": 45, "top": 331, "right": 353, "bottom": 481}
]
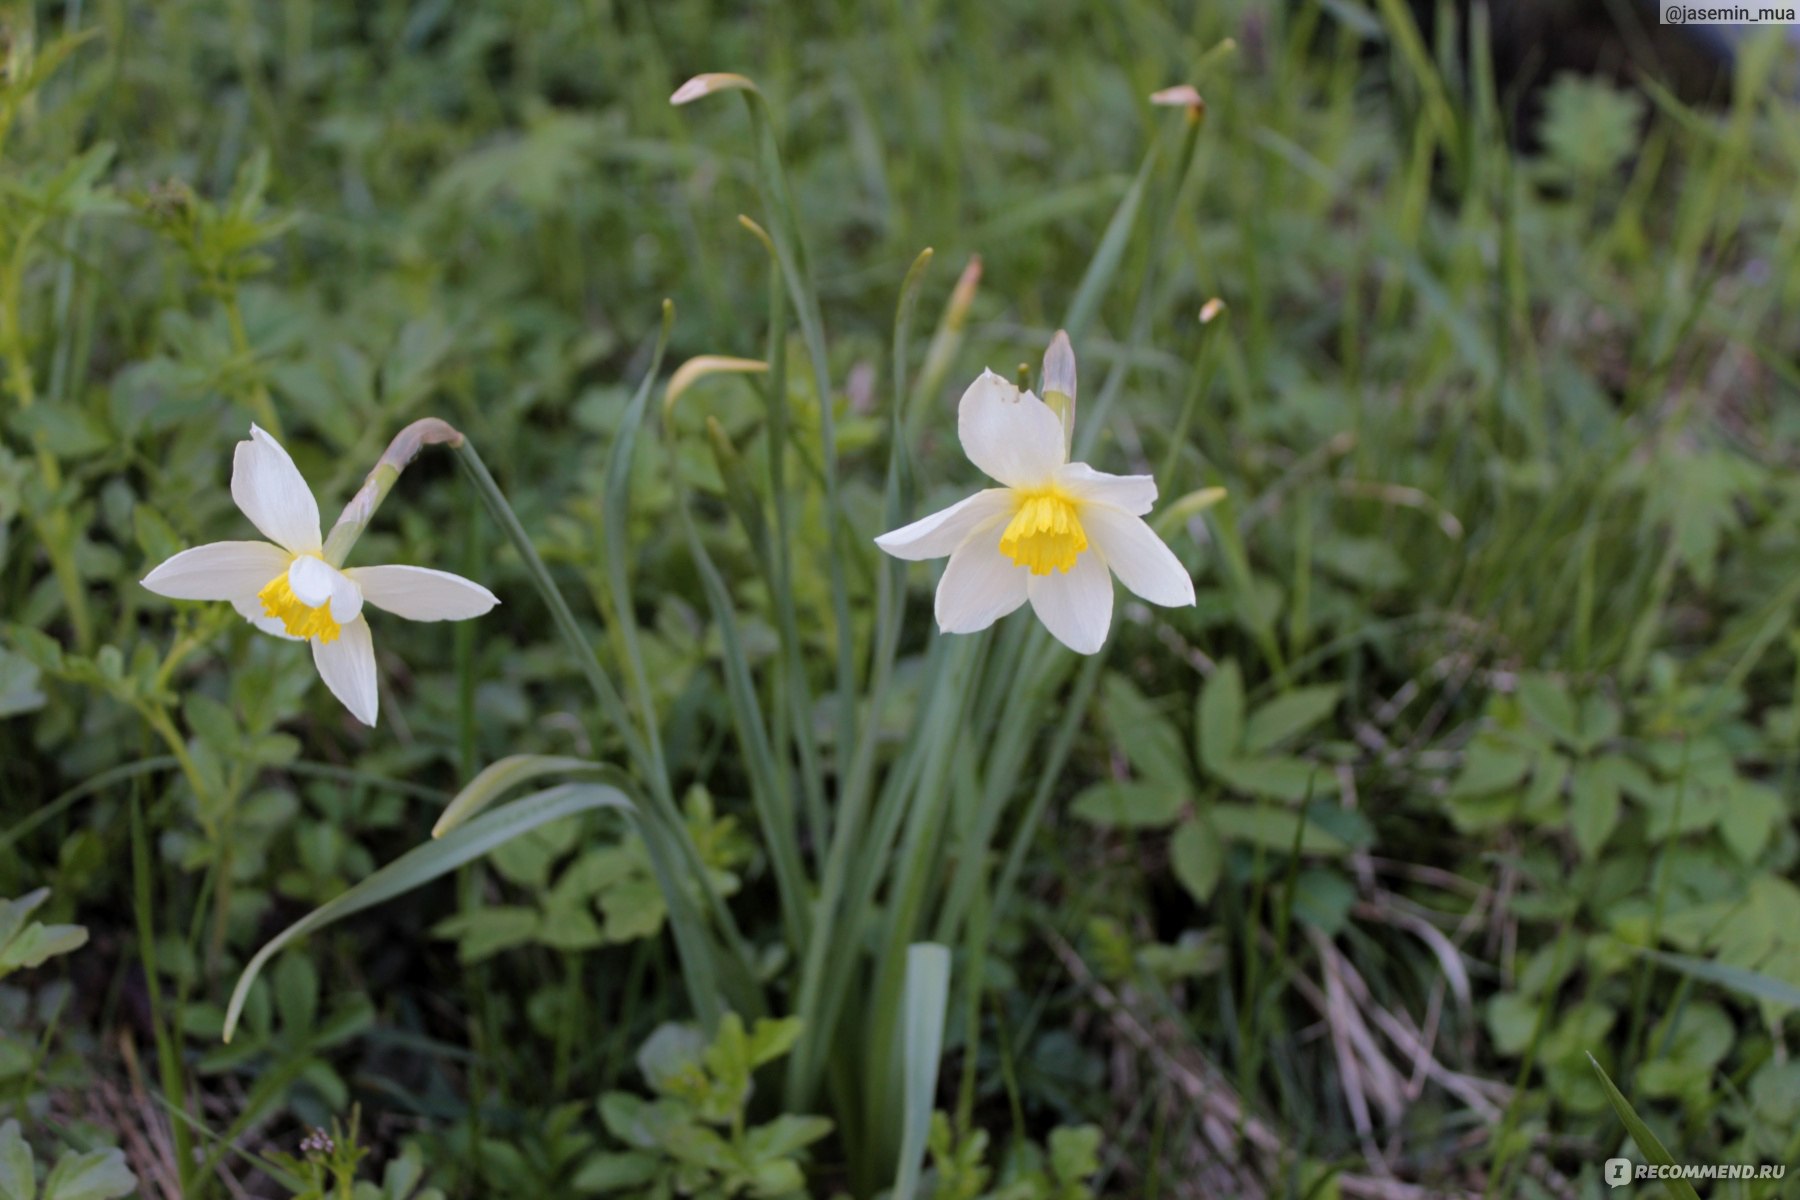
[
  {"left": 224, "top": 784, "right": 632, "bottom": 1042},
  {"left": 1585, "top": 1054, "right": 1702, "bottom": 1200},
  {"left": 1642, "top": 949, "right": 1800, "bottom": 1012},
  {"left": 1062, "top": 143, "right": 1158, "bottom": 340},
  {"left": 892, "top": 943, "right": 951, "bottom": 1200},
  {"left": 432, "top": 754, "right": 608, "bottom": 837}
]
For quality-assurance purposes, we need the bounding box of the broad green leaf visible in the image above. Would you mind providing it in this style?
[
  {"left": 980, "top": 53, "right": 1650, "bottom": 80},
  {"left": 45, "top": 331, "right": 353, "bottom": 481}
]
[
  {"left": 1448, "top": 737, "right": 1533, "bottom": 797},
  {"left": 636, "top": 1022, "right": 706, "bottom": 1095},
  {"left": 1718, "top": 780, "right": 1780, "bottom": 864},
  {"left": 0, "top": 922, "right": 88, "bottom": 975},
  {"left": 225, "top": 783, "right": 633, "bottom": 1042},
  {"left": 572, "top": 1151, "right": 659, "bottom": 1194},
  {"left": 1293, "top": 868, "right": 1355, "bottom": 936},
  {"left": 1520, "top": 751, "right": 1569, "bottom": 822},
  {"left": 1572, "top": 693, "right": 1622, "bottom": 753},
  {"left": 747, "top": 1016, "right": 804, "bottom": 1066},
  {"left": 1243, "top": 685, "right": 1341, "bottom": 756},
  {"left": 0, "top": 890, "right": 48, "bottom": 952},
  {"left": 0, "top": 648, "right": 44, "bottom": 718},
  {"left": 1586, "top": 1055, "right": 1702, "bottom": 1200},
  {"left": 1196, "top": 661, "right": 1245, "bottom": 771},
  {"left": 745, "top": 1114, "right": 832, "bottom": 1159},
  {"left": 42, "top": 1148, "right": 135, "bottom": 1200},
  {"left": 1569, "top": 760, "right": 1621, "bottom": 859},
  {"left": 1208, "top": 804, "right": 1347, "bottom": 854},
  {"left": 1485, "top": 993, "right": 1538, "bottom": 1056},
  {"left": 0, "top": 889, "right": 88, "bottom": 979},
  {"left": 274, "top": 953, "right": 319, "bottom": 1036},
  {"left": 1516, "top": 674, "right": 1576, "bottom": 744},
  {"left": 1047, "top": 1125, "right": 1101, "bottom": 1184},
  {"left": 1099, "top": 674, "right": 1191, "bottom": 786},
  {"left": 1211, "top": 756, "right": 1335, "bottom": 802},
  {"left": 0, "top": 1120, "right": 34, "bottom": 1200},
  {"left": 433, "top": 907, "right": 542, "bottom": 963},
  {"left": 536, "top": 904, "right": 606, "bottom": 952},
  {"left": 1169, "top": 819, "right": 1222, "bottom": 903},
  {"left": 1070, "top": 782, "right": 1184, "bottom": 829},
  {"left": 892, "top": 944, "right": 950, "bottom": 1200}
]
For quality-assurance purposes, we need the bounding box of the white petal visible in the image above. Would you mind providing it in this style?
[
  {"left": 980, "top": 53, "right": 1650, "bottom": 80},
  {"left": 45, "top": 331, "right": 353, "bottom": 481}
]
[
  {"left": 1027, "top": 550, "right": 1114, "bottom": 654},
  {"left": 141, "top": 541, "right": 290, "bottom": 602},
  {"left": 231, "top": 425, "right": 322, "bottom": 555},
  {"left": 934, "top": 521, "right": 1029, "bottom": 634},
  {"left": 288, "top": 555, "right": 341, "bottom": 608},
  {"left": 874, "top": 490, "right": 1014, "bottom": 562},
  {"left": 1055, "top": 462, "right": 1156, "bottom": 517},
  {"left": 347, "top": 565, "right": 501, "bottom": 621},
  {"left": 1042, "top": 331, "right": 1077, "bottom": 401},
  {"left": 328, "top": 570, "right": 364, "bottom": 624},
  {"left": 1082, "top": 506, "right": 1195, "bottom": 608},
  {"left": 312, "top": 617, "right": 379, "bottom": 726},
  {"left": 957, "top": 370, "right": 1066, "bottom": 489},
  {"left": 231, "top": 594, "right": 302, "bottom": 641}
]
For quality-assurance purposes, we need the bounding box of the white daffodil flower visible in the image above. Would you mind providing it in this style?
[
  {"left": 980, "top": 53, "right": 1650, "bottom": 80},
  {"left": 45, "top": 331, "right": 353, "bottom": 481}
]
[
  {"left": 141, "top": 425, "right": 499, "bottom": 726},
  {"left": 875, "top": 342, "right": 1195, "bottom": 654}
]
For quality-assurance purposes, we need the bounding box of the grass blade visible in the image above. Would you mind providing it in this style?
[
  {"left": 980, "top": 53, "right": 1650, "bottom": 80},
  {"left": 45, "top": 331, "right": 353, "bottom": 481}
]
[
  {"left": 223, "top": 783, "right": 633, "bottom": 1042},
  {"left": 431, "top": 754, "right": 609, "bottom": 837},
  {"left": 1641, "top": 949, "right": 1800, "bottom": 1011},
  {"left": 891, "top": 942, "right": 951, "bottom": 1200},
  {"left": 1585, "top": 1053, "right": 1702, "bottom": 1200}
]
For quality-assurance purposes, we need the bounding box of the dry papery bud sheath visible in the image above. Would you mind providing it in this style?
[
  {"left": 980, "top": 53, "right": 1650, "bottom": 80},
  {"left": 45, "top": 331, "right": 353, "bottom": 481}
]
[
  {"left": 322, "top": 417, "right": 464, "bottom": 565},
  {"left": 1150, "top": 84, "right": 1206, "bottom": 123}
]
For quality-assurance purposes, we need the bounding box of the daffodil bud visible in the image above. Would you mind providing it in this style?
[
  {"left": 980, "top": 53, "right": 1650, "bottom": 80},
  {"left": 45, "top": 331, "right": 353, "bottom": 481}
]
[{"left": 1041, "top": 330, "right": 1078, "bottom": 459}]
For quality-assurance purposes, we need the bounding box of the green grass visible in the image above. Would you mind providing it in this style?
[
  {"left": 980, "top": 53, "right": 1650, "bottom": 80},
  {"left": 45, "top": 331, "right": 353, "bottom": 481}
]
[{"left": 4, "top": 1, "right": 1800, "bottom": 1197}]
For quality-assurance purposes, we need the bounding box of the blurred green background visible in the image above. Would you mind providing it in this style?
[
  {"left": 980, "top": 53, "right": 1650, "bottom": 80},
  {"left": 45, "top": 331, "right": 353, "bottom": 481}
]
[{"left": 5, "top": 0, "right": 1800, "bottom": 1196}]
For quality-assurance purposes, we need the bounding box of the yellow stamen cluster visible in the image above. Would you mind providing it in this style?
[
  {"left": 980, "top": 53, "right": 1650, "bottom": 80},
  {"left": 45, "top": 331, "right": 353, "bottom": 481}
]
[
  {"left": 999, "top": 489, "right": 1088, "bottom": 575},
  {"left": 258, "top": 573, "right": 341, "bottom": 643}
]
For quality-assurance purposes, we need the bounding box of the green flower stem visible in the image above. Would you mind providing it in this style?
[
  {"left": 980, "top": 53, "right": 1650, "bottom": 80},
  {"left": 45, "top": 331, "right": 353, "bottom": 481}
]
[
  {"left": 989, "top": 648, "right": 1109, "bottom": 924},
  {"left": 454, "top": 439, "right": 652, "bottom": 776},
  {"left": 664, "top": 410, "right": 810, "bottom": 954},
  {"left": 599, "top": 304, "right": 677, "bottom": 806},
  {"left": 1073, "top": 102, "right": 1207, "bottom": 459},
  {"left": 731, "top": 86, "right": 859, "bottom": 815},
  {"left": 785, "top": 632, "right": 963, "bottom": 1105},
  {"left": 452, "top": 436, "right": 750, "bottom": 1025}
]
